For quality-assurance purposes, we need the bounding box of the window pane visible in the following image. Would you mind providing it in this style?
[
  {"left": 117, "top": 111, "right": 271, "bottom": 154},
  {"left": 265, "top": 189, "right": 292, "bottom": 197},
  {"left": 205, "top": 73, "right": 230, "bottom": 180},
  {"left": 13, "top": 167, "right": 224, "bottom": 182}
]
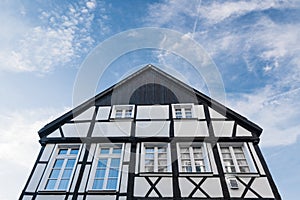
[
  {"left": 100, "top": 148, "right": 110, "bottom": 154},
  {"left": 70, "top": 149, "right": 79, "bottom": 155},
  {"left": 53, "top": 159, "right": 64, "bottom": 168},
  {"left": 93, "top": 179, "right": 104, "bottom": 189},
  {"left": 106, "top": 178, "right": 118, "bottom": 189},
  {"left": 183, "top": 166, "right": 192, "bottom": 172},
  {"left": 66, "top": 159, "right": 76, "bottom": 168},
  {"left": 49, "top": 169, "right": 60, "bottom": 179},
  {"left": 97, "top": 159, "right": 107, "bottom": 168},
  {"left": 108, "top": 168, "right": 119, "bottom": 177},
  {"left": 145, "top": 166, "right": 154, "bottom": 172},
  {"left": 110, "top": 158, "right": 120, "bottom": 167},
  {"left": 185, "top": 108, "right": 192, "bottom": 118},
  {"left": 115, "top": 110, "right": 122, "bottom": 118},
  {"left": 158, "top": 166, "right": 167, "bottom": 172},
  {"left": 58, "top": 149, "right": 68, "bottom": 155},
  {"left": 95, "top": 169, "right": 106, "bottom": 178},
  {"left": 175, "top": 109, "right": 182, "bottom": 118},
  {"left": 145, "top": 153, "right": 154, "bottom": 159},
  {"left": 145, "top": 160, "right": 154, "bottom": 166},
  {"left": 58, "top": 179, "right": 69, "bottom": 190},
  {"left": 112, "top": 148, "right": 122, "bottom": 154},
  {"left": 240, "top": 166, "right": 250, "bottom": 173},
  {"left": 45, "top": 179, "right": 56, "bottom": 190},
  {"left": 145, "top": 147, "right": 154, "bottom": 153},
  {"left": 125, "top": 109, "right": 132, "bottom": 117},
  {"left": 62, "top": 169, "right": 72, "bottom": 178}
]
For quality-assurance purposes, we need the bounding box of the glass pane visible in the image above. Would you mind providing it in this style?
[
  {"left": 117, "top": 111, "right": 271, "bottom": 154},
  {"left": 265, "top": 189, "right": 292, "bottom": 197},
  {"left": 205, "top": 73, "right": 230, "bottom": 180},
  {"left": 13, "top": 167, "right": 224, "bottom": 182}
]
[
  {"left": 53, "top": 159, "right": 64, "bottom": 168},
  {"left": 66, "top": 159, "right": 75, "bottom": 168},
  {"left": 49, "top": 169, "right": 60, "bottom": 178},
  {"left": 110, "top": 158, "right": 120, "bottom": 167},
  {"left": 95, "top": 169, "right": 106, "bottom": 178},
  {"left": 145, "top": 166, "right": 154, "bottom": 172},
  {"left": 181, "top": 153, "right": 190, "bottom": 159},
  {"left": 70, "top": 149, "right": 79, "bottom": 155},
  {"left": 195, "top": 165, "right": 204, "bottom": 172},
  {"left": 113, "top": 148, "right": 122, "bottom": 154},
  {"left": 125, "top": 109, "right": 132, "bottom": 117},
  {"left": 180, "top": 147, "right": 189, "bottom": 153},
  {"left": 115, "top": 110, "right": 122, "bottom": 118},
  {"left": 226, "top": 166, "right": 236, "bottom": 173},
  {"left": 185, "top": 108, "right": 192, "bottom": 118},
  {"left": 221, "top": 147, "right": 230, "bottom": 153},
  {"left": 58, "top": 179, "right": 69, "bottom": 190},
  {"left": 237, "top": 160, "right": 248, "bottom": 165},
  {"left": 106, "top": 178, "right": 118, "bottom": 189},
  {"left": 224, "top": 160, "right": 234, "bottom": 166},
  {"left": 145, "top": 160, "right": 154, "bottom": 166},
  {"left": 108, "top": 168, "right": 119, "bottom": 177},
  {"left": 194, "top": 153, "right": 203, "bottom": 159},
  {"left": 158, "top": 166, "right": 167, "bottom": 172},
  {"left": 145, "top": 153, "right": 154, "bottom": 159},
  {"left": 233, "top": 147, "right": 243, "bottom": 153},
  {"left": 240, "top": 166, "right": 250, "bottom": 173},
  {"left": 195, "top": 160, "right": 204, "bottom": 166},
  {"left": 58, "top": 149, "right": 68, "bottom": 155},
  {"left": 222, "top": 153, "right": 232, "bottom": 159},
  {"left": 62, "top": 169, "right": 72, "bottom": 178},
  {"left": 235, "top": 153, "right": 245, "bottom": 159},
  {"left": 158, "top": 160, "right": 167, "bottom": 166},
  {"left": 183, "top": 166, "right": 192, "bottom": 172},
  {"left": 45, "top": 179, "right": 56, "bottom": 190},
  {"left": 158, "top": 147, "right": 167, "bottom": 152},
  {"left": 145, "top": 147, "right": 154, "bottom": 153},
  {"left": 93, "top": 179, "right": 104, "bottom": 189},
  {"left": 98, "top": 159, "right": 107, "bottom": 168},
  {"left": 158, "top": 153, "right": 167, "bottom": 159},
  {"left": 100, "top": 148, "right": 110, "bottom": 154}
]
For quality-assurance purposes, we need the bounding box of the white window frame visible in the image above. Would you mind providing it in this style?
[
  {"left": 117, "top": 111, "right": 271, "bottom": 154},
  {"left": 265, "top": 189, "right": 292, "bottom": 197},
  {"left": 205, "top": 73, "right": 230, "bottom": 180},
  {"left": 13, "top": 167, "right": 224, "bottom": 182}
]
[
  {"left": 140, "top": 142, "right": 172, "bottom": 173},
  {"left": 88, "top": 143, "right": 124, "bottom": 191},
  {"left": 172, "top": 103, "right": 195, "bottom": 119},
  {"left": 177, "top": 142, "right": 211, "bottom": 173},
  {"left": 218, "top": 143, "right": 256, "bottom": 174},
  {"left": 111, "top": 105, "right": 134, "bottom": 119},
  {"left": 40, "top": 144, "right": 81, "bottom": 191}
]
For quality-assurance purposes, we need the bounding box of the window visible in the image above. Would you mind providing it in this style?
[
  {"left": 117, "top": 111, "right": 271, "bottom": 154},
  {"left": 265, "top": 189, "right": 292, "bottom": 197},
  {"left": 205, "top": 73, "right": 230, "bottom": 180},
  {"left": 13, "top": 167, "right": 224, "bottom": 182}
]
[
  {"left": 45, "top": 146, "right": 80, "bottom": 190},
  {"left": 219, "top": 143, "right": 255, "bottom": 173},
  {"left": 172, "top": 104, "right": 194, "bottom": 119},
  {"left": 90, "top": 144, "right": 123, "bottom": 190},
  {"left": 111, "top": 105, "right": 134, "bottom": 119},
  {"left": 141, "top": 143, "right": 171, "bottom": 173},
  {"left": 177, "top": 143, "right": 211, "bottom": 173}
]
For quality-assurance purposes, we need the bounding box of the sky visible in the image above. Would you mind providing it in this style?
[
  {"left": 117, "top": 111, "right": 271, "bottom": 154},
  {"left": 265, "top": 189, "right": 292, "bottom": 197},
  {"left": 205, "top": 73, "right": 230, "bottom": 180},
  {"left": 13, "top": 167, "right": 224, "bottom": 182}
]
[{"left": 0, "top": 0, "right": 300, "bottom": 199}]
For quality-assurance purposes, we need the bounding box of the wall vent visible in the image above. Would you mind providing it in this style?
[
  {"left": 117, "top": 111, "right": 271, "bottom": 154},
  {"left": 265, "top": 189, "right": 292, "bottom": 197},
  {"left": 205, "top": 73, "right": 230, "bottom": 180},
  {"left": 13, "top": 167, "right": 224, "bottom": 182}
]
[{"left": 229, "top": 178, "right": 239, "bottom": 189}]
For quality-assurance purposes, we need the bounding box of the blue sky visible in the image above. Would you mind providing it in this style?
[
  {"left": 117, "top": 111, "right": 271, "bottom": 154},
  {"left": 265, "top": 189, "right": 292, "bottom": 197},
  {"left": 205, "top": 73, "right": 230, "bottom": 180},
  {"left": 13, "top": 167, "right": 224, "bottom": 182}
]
[{"left": 0, "top": 0, "right": 300, "bottom": 199}]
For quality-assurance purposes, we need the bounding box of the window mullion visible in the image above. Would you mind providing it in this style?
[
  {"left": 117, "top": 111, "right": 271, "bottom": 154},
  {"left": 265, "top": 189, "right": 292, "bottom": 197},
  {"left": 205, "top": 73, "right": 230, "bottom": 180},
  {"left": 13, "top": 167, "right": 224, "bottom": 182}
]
[
  {"left": 189, "top": 146, "right": 196, "bottom": 172},
  {"left": 55, "top": 157, "right": 67, "bottom": 189},
  {"left": 154, "top": 147, "right": 158, "bottom": 172},
  {"left": 103, "top": 157, "right": 112, "bottom": 189},
  {"left": 230, "top": 146, "right": 240, "bottom": 173}
]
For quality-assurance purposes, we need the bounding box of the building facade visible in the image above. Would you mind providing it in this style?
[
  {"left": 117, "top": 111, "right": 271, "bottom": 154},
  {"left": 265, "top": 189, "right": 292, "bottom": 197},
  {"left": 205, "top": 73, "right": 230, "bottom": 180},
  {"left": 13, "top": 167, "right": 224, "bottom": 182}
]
[{"left": 19, "top": 65, "right": 281, "bottom": 200}]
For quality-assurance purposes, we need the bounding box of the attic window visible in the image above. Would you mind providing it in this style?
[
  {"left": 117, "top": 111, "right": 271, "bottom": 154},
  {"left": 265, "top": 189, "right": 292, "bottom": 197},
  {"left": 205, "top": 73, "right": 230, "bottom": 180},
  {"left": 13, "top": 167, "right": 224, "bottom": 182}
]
[
  {"left": 111, "top": 105, "right": 134, "bottom": 119},
  {"left": 172, "top": 104, "right": 194, "bottom": 119}
]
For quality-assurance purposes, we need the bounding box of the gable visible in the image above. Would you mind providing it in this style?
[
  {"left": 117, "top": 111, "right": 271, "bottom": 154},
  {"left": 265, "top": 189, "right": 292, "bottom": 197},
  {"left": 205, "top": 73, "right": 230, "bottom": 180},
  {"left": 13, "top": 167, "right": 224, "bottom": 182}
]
[{"left": 39, "top": 65, "right": 262, "bottom": 139}]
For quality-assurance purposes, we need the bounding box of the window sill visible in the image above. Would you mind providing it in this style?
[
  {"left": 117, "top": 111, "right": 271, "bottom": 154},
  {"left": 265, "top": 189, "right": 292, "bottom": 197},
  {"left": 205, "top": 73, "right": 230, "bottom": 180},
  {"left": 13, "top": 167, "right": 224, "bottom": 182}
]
[
  {"left": 224, "top": 172, "right": 260, "bottom": 177},
  {"left": 87, "top": 189, "right": 118, "bottom": 193},
  {"left": 179, "top": 172, "right": 214, "bottom": 176},
  {"left": 38, "top": 189, "right": 67, "bottom": 193},
  {"left": 139, "top": 172, "right": 172, "bottom": 177}
]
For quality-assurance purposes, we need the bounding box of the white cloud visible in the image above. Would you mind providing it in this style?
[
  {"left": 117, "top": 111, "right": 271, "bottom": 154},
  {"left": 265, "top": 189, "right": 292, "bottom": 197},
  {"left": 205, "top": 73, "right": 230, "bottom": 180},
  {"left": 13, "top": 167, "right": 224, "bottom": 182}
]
[
  {"left": 0, "top": 1, "right": 108, "bottom": 74},
  {"left": 228, "top": 86, "right": 300, "bottom": 147},
  {"left": 0, "top": 107, "right": 69, "bottom": 200}
]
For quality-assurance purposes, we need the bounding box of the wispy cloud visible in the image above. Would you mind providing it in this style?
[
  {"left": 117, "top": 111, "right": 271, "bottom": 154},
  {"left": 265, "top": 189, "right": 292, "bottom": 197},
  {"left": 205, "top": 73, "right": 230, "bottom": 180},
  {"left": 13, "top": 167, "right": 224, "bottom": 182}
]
[
  {"left": 145, "top": 0, "right": 300, "bottom": 146},
  {"left": 0, "top": 107, "right": 69, "bottom": 200},
  {"left": 0, "top": 0, "right": 109, "bottom": 74}
]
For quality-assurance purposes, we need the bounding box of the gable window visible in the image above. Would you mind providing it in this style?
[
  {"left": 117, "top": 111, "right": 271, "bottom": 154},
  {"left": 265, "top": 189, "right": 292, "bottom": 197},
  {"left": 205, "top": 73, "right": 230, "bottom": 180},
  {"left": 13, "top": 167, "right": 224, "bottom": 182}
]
[
  {"left": 90, "top": 144, "right": 123, "bottom": 191},
  {"left": 140, "top": 143, "right": 171, "bottom": 173},
  {"left": 111, "top": 105, "right": 134, "bottom": 119},
  {"left": 44, "top": 145, "right": 80, "bottom": 190},
  {"left": 219, "top": 143, "right": 255, "bottom": 173},
  {"left": 177, "top": 143, "right": 211, "bottom": 173},
  {"left": 172, "top": 104, "right": 194, "bottom": 119}
]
